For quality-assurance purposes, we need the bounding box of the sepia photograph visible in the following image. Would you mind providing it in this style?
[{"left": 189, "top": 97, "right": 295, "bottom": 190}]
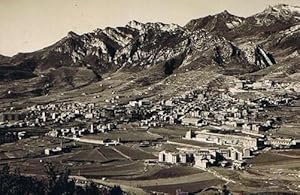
[{"left": 0, "top": 0, "right": 300, "bottom": 194}]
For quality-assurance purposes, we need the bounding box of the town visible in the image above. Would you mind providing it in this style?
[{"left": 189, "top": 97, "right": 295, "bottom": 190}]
[
  {"left": 1, "top": 78, "right": 299, "bottom": 175},
  {"left": 1, "top": 77, "right": 300, "bottom": 194}
]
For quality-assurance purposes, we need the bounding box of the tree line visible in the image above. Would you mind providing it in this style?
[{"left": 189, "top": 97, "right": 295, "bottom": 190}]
[{"left": 0, "top": 163, "right": 123, "bottom": 195}]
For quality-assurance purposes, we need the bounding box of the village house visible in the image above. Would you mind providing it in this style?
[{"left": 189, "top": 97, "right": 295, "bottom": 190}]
[
  {"left": 194, "top": 154, "right": 209, "bottom": 169},
  {"left": 0, "top": 112, "right": 26, "bottom": 122},
  {"left": 158, "top": 150, "right": 179, "bottom": 164},
  {"left": 181, "top": 117, "right": 204, "bottom": 127},
  {"left": 45, "top": 147, "right": 63, "bottom": 156}
]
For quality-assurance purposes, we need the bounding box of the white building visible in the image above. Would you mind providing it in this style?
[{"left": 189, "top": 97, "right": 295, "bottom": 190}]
[
  {"left": 181, "top": 117, "right": 203, "bottom": 126},
  {"left": 194, "top": 154, "right": 209, "bottom": 169},
  {"left": 185, "top": 130, "right": 258, "bottom": 150}
]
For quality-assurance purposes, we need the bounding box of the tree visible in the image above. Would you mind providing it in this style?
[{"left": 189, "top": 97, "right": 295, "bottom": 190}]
[
  {"left": 0, "top": 165, "right": 45, "bottom": 195},
  {"left": 85, "top": 182, "right": 100, "bottom": 195},
  {"left": 44, "top": 162, "right": 76, "bottom": 195},
  {"left": 222, "top": 185, "right": 231, "bottom": 195},
  {"left": 110, "top": 185, "right": 123, "bottom": 195}
]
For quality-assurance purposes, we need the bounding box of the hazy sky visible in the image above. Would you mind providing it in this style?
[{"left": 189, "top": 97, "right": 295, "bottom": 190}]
[{"left": 0, "top": 0, "right": 299, "bottom": 56}]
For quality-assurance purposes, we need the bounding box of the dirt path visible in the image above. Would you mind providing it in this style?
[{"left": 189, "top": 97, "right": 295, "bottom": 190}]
[
  {"left": 111, "top": 147, "right": 132, "bottom": 160},
  {"left": 207, "top": 169, "right": 237, "bottom": 185},
  {"left": 274, "top": 152, "right": 300, "bottom": 159}
]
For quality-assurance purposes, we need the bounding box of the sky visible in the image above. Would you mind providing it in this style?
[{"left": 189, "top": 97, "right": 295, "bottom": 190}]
[{"left": 0, "top": 0, "right": 299, "bottom": 56}]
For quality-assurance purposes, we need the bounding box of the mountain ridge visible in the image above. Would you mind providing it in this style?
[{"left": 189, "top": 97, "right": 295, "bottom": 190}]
[{"left": 0, "top": 4, "right": 299, "bottom": 99}]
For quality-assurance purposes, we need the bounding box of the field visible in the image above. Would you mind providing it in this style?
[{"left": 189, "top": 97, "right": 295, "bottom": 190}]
[
  {"left": 114, "top": 145, "right": 156, "bottom": 160},
  {"left": 208, "top": 150, "right": 300, "bottom": 193},
  {"left": 248, "top": 150, "right": 300, "bottom": 166},
  {"left": 83, "top": 129, "right": 162, "bottom": 142},
  {"left": 131, "top": 166, "right": 202, "bottom": 180},
  {"left": 0, "top": 136, "right": 72, "bottom": 160},
  {"left": 148, "top": 126, "right": 193, "bottom": 138},
  {"left": 68, "top": 147, "right": 125, "bottom": 163},
  {"left": 142, "top": 179, "right": 224, "bottom": 195},
  {"left": 168, "top": 138, "right": 223, "bottom": 149},
  {"left": 267, "top": 100, "right": 300, "bottom": 139},
  {"left": 270, "top": 124, "right": 300, "bottom": 139},
  {"left": 107, "top": 171, "right": 222, "bottom": 194},
  {"left": 70, "top": 161, "right": 146, "bottom": 178}
]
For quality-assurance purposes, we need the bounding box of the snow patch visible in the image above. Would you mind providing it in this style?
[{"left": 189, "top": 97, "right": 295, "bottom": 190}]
[
  {"left": 259, "top": 4, "right": 300, "bottom": 20},
  {"left": 156, "top": 22, "right": 182, "bottom": 32},
  {"left": 90, "top": 39, "right": 108, "bottom": 54},
  {"left": 289, "top": 50, "right": 299, "bottom": 58},
  {"left": 104, "top": 28, "right": 132, "bottom": 47},
  {"left": 127, "top": 20, "right": 144, "bottom": 30},
  {"left": 226, "top": 19, "right": 242, "bottom": 29},
  {"left": 71, "top": 51, "right": 82, "bottom": 63}
]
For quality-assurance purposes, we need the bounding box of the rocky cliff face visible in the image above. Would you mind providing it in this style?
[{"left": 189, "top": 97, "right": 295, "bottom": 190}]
[
  {"left": 0, "top": 21, "right": 254, "bottom": 76},
  {"left": 0, "top": 4, "right": 299, "bottom": 94},
  {"left": 185, "top": 10, "right": 245, "bottom": 37}
]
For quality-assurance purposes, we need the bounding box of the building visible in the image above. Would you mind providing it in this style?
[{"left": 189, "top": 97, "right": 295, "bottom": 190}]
[
  {"left": 85, "top": 113, "right": 94, "bottom": 119},
  {"left": 181, "top": 117, "right": 203, "bottom": 126},
  {"left": 129, "top": 101, "right": 139, "bottom": 107},
  {"left": 158, "top": 150, "right": 179, "bottom": 164},
  {"left": 194, "top": 154, "right": 209, "bottom": 169},
  {"left": 242, "top": 123, "right": 263, "bottom": 133},
  {"left": 185, "top": 130, "right": 258, "bottom": 150},
  {"left": 158, "top": 150, "right": 192, "bottom": 164},
  {"left": 45, "top": 147, "right": 62, "bottom": 156},
  {"left": 265, "top": 138, "right": 298, "bottom": 148},
  {"left": 0, "top": 112, "right": 26, "bottom": 122},
  {"left": 228, "top": 147, "right": 243, "bottom": 161},
  {"left": 232, "top": 160, "right": 246, "bottom": 170},
  {"left": 138, "top": 100, "right": 151, "bottom": 107}
]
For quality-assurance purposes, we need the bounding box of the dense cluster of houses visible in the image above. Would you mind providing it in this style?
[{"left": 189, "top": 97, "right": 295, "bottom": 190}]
[
  {"left": 0, "top": 88, "right": 294, "bottom": 137},
  {"left": 138, "top": 87, "right": 286, "bottom": 133},
  {"left": 235, "top": 79, "right": 294, "bottom": 92},
  {"left": 47, "top": 123, "right": 116, "bottom": 138},
  {"left": 152, "top": 88, "right": 298, "bottom": 169},
  {"left": 0, "top": 85, "right": 298, "bottom": 173}
]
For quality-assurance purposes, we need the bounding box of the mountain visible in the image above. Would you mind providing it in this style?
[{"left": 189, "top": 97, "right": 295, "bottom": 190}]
[
  {"left": 255, "top": 4, "right": 300, "bottom": 24},
  {"left": 186, "top": 4, "right": 300, "bottom": 40},
  {"left": 185, "top": 10, "right": 245, "bottom": 37},
  {"left": 0, "top": 4, "right": 299, "bottom": 99},
  {"left": 0, "top": 20, "right": 252, "bottom": 80},
  {"left": 0, "top": 54, "right": 10, "bottom": 63},
  {"left": 233, "top": 4, "right": 300, "bottom": 39}
]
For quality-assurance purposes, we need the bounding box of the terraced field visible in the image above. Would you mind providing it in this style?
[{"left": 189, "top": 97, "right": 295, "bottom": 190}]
[{"left": 114, "top": 145, "right": 156, "bottom": 160}]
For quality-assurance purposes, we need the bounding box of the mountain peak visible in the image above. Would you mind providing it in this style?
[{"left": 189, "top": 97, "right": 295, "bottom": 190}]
[
  {"left": 67, "top": 31, "right": 80, "bottom": 38},
  {"left": 127, "top": 20, "right": 144, "bottom": 30},
  {"left": 261, "top": 4, "right": 300, "bottom": 17},
  {"left": 220, "top": 10, "right": 230, "bottom": 15},
  {"left": 273, "top": 4, "right": 300, "bottom": 10},
  {"left": 214, "top": 9, "right": 238, "bottom": 18},
  {"left": 185, "top": 8, "right": 244, "bottom": 33},
  {"left": 126, "top": 20, "right": 182, "bottom": 32}
]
